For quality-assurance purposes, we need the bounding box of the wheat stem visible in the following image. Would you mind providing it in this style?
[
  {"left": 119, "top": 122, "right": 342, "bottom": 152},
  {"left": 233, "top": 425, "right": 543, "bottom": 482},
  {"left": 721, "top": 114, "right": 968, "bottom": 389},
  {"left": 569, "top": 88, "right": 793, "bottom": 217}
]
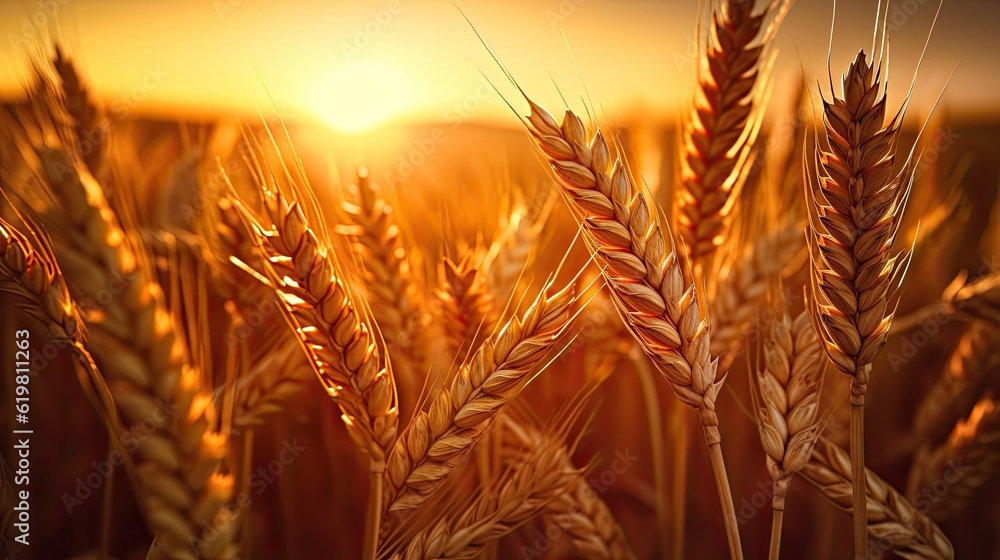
[
  {"left": 365, "top": 465, "right": 384, "bottom": 560},
  {"left": 670, "top": 405, "right": 688, "bottom": 559},
  {"left": 768, "top": 508, "right": 783, "bottom": 560},
  {"left": 633, "top": 356, "right": 669, "bottom": 559},
  {"left": 851, "top": 374, "right": 869, "bottom": 560},
  {"left": 707, "top": 439, "right": 743, "bottom": 560}
]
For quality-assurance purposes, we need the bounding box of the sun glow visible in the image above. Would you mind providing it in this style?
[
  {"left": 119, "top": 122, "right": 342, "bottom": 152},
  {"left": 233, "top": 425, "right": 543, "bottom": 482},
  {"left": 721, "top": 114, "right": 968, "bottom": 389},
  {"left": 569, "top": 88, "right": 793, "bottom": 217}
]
[{"left": 309, "top": 62, "right": 413, "bottom": 135}]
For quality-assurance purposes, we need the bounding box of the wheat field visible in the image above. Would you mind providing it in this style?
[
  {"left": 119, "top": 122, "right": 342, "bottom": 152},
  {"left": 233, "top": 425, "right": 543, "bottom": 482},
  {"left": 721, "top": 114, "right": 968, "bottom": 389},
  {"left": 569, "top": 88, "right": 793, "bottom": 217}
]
[{"left": 1, "top": 0, "right": 999, "bottom": 558}]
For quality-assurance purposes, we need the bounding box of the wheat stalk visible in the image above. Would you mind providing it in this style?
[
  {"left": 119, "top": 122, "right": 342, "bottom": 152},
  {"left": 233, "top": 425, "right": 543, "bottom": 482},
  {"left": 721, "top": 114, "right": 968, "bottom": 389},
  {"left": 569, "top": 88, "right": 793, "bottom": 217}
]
[
  {"left": 753, "top": 310, "right": 824, "bottom": 559},
  {"left": 381, "top": 280, "right": 576, "bottom": 527},
  {"left": 227, "top": 163, "right": 399, "bottom": 559},
  {"left": 676, "top": 0, "right": 786, "bottom": 269},
  {"left": 806, "top": 46, "right": 916, "bottom": 557},
  {"left": 911, "top": 396, "right": 1000, "bottom": 522},
  {"left": 521, "top": 96, "right": 742, "bottom": 559},
  {"left": 800, "top": 437, "right": 954, "bottom": 560}
]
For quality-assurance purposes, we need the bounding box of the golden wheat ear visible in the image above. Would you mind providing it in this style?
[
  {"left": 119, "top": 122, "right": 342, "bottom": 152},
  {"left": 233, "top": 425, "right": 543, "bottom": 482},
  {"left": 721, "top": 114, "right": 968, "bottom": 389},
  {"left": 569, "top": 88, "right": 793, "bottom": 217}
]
[
  {"left": 4, "top": 122, "right": 238, "bottom": 557},
  {"left": 338, "top": 168, "right": 427, "bottom": 400},
  {"left": 803, "top": 4, "right": 944, "bottom": 548},
  {"left": 800, "top": 437, "right": 955, "bottom": 560},
  {"left": 380, "top": 277, "right": 578, "bottom": 528},
  {"left": 488, "top": 57, "right": 746, "bottom": 552},
  {"left": 51, "top": 45, "right": 106, "bottom": 175},
  {"left": 911, "top": 395, "right": 1000, "bottom": 523},
  {"left": 751, "top": 310, "right": 825, "bottom": 560},
  {"left": 676, "top": 0, "right": 790, "bottom": 273},
  {"left": 0, "top": 210, "right": 125, "bottom": 441}
]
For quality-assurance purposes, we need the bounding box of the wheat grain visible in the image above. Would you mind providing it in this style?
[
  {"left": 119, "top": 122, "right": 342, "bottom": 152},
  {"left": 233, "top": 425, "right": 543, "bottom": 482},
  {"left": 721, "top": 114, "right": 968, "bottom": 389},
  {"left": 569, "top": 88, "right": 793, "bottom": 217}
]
[{"left": 800, "top": 437, "right": 954, "bottom": 560}]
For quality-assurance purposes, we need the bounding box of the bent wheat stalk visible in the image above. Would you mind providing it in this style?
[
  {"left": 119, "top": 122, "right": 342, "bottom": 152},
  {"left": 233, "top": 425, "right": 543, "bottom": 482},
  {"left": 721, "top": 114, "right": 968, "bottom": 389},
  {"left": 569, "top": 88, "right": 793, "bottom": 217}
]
[
  {"left": 381, "top": 280, "right": 576, "bottom": 529},
  {"left": 801, "top": 437, "right": 954, "bottom": 560},
  {"left": 753, "top": 311, "right": 824, "bottom": 560},
  {"left": 521, "top": 97, "right": 742, "bottom": 559},
  {"left": 806, "top": 48, "right": 916, "bottom": 558}
]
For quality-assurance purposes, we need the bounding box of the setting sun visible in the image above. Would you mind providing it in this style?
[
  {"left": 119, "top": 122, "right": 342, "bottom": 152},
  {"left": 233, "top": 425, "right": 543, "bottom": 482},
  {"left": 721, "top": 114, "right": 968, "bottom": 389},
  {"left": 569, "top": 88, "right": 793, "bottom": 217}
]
[{"left": 309, "top": 61, "right": 412, "bottom": 134}]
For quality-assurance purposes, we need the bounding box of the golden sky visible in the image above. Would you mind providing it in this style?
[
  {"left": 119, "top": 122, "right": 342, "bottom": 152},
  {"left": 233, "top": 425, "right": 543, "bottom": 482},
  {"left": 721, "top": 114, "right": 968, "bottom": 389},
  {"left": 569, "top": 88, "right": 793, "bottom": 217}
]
[{"left": 0, "top": 0, "right": 996, "bottom": 134}]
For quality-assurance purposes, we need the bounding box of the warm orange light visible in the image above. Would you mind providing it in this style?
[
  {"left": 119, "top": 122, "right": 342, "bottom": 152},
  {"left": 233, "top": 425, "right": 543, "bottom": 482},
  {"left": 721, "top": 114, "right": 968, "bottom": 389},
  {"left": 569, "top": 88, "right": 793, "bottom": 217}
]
[{"left": 309, "top": 62, "right": 412, "bottom": 135}]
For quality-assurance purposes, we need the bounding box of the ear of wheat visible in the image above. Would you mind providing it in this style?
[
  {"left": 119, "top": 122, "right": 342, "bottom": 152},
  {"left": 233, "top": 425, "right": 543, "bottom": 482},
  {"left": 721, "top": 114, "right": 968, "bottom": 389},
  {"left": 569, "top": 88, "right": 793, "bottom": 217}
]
[
  {"left": 753, "top": 310, "right": 824, "bottom": 560},
  {"left": 486, "top": 183, "right": 554, "bottom": 304},
  {"left": 806, "top": 46, "right": 916, "bottom": 557},
  {"left": 391, "top": 423, "right": 578, "bottom": 560},
  {"left": 801, "top": 437, "right": 955, "bottom": 560},
  {"left": 711, "top": 225, "right": 805, "bottom": 366},
  {"left": 911, "top": 396, "right": 1000, "bottom": 522},
  {"left": 522, "top": 97, "right": 742, "bottom": 559},
  {"left": 436, "top": 248, "right": 494, "bottom": 362},
  {"left": 228, "top": 165, "right": 400, "bottom": 559},
  {"left": 907, "top": 322, "right": 999, "bottom": 496},
  {"left": 913, "top": 322, "right": 1000, "bottom": 444},
  {"left": 381, "top": 280, "right": 576, "bottom": 528},
  {"left": 339, "top": 168, "right": 426, "bottom": 393},
  {"left": 51, "top": 46, "right": 106, "bottom": 175},
  {"left": 8, "top": 139, "right": 236, "bottom": 557},
  {"left": 0, "top": 213, "right": 126, "bottom": 437},
  {"left": 676, "top": 0, "right": 787, "bottom": 269}
]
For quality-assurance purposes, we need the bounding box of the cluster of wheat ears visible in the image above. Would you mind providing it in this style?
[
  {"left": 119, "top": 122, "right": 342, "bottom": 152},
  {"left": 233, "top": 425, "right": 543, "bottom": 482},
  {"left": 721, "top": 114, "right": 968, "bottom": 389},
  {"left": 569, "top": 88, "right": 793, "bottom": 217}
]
[{"left": 1, "top": 0, "right": 999, "bottom": 558}]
